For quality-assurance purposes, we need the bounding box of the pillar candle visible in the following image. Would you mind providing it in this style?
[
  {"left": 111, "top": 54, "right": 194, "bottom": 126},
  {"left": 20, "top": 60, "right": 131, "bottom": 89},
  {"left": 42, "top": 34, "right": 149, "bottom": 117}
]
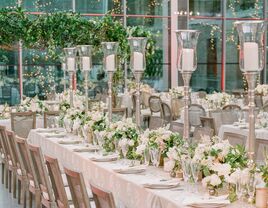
[
  {"left": 181, "top": 48, "right": 194, "bottom": 71},
  {"left": 62, "top": 62, "right": 66, "bottom": 71},
  {"left": 106, "top": 54, "right": 115, "bottom": 71},
  {"left": 67, "top": 57, "right": 75, "bottom": 71},
  {"left": 82, "top": 57, "right": 91, "bottom": 71},
  {"left": 133, "top": 52, "right": 144, "bottom": 71},
  {"left": 244, "top": 42, "right": 259, "bottom": 71}
]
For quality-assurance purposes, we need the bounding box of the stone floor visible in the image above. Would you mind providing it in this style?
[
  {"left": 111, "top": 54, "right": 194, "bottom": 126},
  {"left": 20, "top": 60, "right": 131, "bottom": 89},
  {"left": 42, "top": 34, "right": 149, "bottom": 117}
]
[{"left": 0, "top": 170, "right": 21, "bottom": 208}]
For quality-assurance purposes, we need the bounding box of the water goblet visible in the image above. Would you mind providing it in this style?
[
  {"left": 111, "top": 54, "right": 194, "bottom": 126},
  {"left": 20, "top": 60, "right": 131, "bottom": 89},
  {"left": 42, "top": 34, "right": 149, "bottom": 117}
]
[
  {"left": 236, "top": 178, "right": 245, "bottom": 205},
  {"left": 143, "top": 147, "right": 150, "bottom": 166},
  {"left": 149, "top": 148, "right": 161, "bottom": 167},
  {"left": 181, "top": 159, "right": 192, "bottom": 191},
  {"left": 190, "top": 161, "right": 201, "bottom": 193},
  {"left": 247, "top": 174, "right": 257, "bottom": 205}
]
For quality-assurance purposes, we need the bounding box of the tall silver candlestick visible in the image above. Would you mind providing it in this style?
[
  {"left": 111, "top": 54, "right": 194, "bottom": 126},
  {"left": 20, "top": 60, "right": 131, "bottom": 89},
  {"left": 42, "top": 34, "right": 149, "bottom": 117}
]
[
  {"left": 175, "top": 30, "right": 200, "bottom": 140},
  {"left": 69, "top": 71, "right": 74, "bottom": 107},
  {"left": 128, "top": 37, "right": 148, "bottom": 129},
  {"left": 102, "top": 42, "right": 119, "bottom": 124},
  {"left": 235, "top": 20, "right": 265, "bottom": 160}
]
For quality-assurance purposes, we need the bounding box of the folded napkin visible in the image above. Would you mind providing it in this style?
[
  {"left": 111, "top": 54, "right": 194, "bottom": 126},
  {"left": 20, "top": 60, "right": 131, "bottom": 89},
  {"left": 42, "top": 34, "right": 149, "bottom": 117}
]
[
  {"left": 113, "top": 165, "right": 146, "bottom": 174},
  {"left": 43, "top": 132, "right": 67, "bottom": 138},
  {"left": 36, "top": 128, "right": 63, "bottom": 133},
  {"left": 182, "top": 195, "right": 230, "bottom": 207},
  {"left": 142, "top": 179, "right": 180, "bottom": 189},
  {"left": 89, "top": 154, "right": 119, "bottom": 162},
  {"left": 58, "top": 140, "right": 81, "bottom": 145}
]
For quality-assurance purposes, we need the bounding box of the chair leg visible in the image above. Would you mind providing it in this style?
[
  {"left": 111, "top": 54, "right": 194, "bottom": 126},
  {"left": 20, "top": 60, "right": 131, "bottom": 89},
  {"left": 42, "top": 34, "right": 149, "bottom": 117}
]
[
  {"left": 5, "top": 166, "right": 8, "bottom": 189},
  {"left": 12, "top": 172, "right": 17, "bottom": 198},
  {"left": 8, "top": 170, "right": 12, "bottom": 193},
  {"left": 29, "top": 191, "right": 33, "bottom": 208},
  {"left": 1, "top": 163, "right": 4, "bottom": 184},
  {"left": 17, "top": 179, "right": 21, "bottom": 204},
  {"left": 35, "top": 190, "right": 41, "bottom": 208}
]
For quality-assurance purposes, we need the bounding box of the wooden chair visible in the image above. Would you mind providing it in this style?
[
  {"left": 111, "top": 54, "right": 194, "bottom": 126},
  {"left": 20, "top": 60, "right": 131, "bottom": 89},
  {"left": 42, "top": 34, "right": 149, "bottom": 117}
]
[
  {"left": 189, "top": 104, "right": 206, "bottom": 127},
  {"left": 255, "top": 138, "right": 268, "bottom": 162},
  {"left": 161, "top": 102, "right": 172, "bottom": 125},
  {"left": 90, "top": 183, "right": 116, "bottom": 208},
  {"left": 149, "top": 95, "right": 161, "bottom": 116},
  {"left": 27, "top": 144, "right": 57, "bottom": 208},
  {"left": 200, "top": 116, "right": 216, "bottom": 136},
  {"left": 169, "top": 121, "right": 184, "bottom": 136},
  {"left": 170, "top": 98, "right": 184, "bottom": 120},
  {"left": 64, "top": 167, "right": 92, "bottom": 208},
  {"left": 141, "top": 91, "right": 151, "bottom": 109},
  {"left": 44, "top": 111, "right": 59, "bottom": 128},
  {"left": 15, "top": 136, "right": 41, "bottom": 208},
  {"left": 44, "top": 155, "right": 70, "bottom": 208},
  {"left": 11, "top": 112, "right": 36, "bottom": 138},
  {"left": 193, "top": 127, "right": 214, "bottom": 142},
  {"left": 0, "top": 125, "right": 12, "bottom": 190},
  {"left": 223, "top": 132, "right": 247, "bottom": 146},
  {"left": 262, "top": 103, "right": 268, "bottom": 112},
  {"left": 149, "top": 116, "right": 164, "bottom": 130},
  {"left": 255, "top": 94, "right": 263, "bottom": 108},
  {"left": 222, "top": 104, "right": 241, "bottom": 111},
  {"left": 209, "top": 110, "right": 223, "bottom": 135}
]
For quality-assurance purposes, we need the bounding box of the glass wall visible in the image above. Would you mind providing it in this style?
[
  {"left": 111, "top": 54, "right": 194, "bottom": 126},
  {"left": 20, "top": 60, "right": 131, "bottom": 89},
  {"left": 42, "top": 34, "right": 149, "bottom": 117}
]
[
  {"left": 189, "top": 0, "right": 266, "bottom": 92},
  {"left": 0, "top": 0, "right": 170, "bottom": 105}
]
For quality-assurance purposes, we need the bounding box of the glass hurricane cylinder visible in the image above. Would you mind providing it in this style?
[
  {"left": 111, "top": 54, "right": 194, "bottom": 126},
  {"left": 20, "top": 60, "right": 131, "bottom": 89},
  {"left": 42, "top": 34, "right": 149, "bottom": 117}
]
[
  {"left": 60, "top": 56, "right": 67, "bottom": 92},
  {"left": 128, "top": 37, "right": 148, "bottom": 128},
  {"left": 102, "top": 42, "right": 119, "bottom": 123},
  {"left": 175, "top": 30, "right": 200, "bottom": 140},
  {"left": 77, "top": 45, "right": 93, "bottom": 111},
  {"left": 235, "top": 21, "right": 266, "bottom": 160},
  {"left": 64, "top": 47, "right": 77, "bottom": 107}
]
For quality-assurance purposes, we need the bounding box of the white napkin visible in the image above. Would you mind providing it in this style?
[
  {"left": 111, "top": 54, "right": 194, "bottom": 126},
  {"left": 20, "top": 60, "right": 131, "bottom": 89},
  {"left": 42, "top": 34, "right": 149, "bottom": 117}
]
[
  {"left": 182, "top": 195, "right": 230, "bottom": 206},
  {"left": 142, "top": 179, "right": 180, "bottom": 189},
  {"left": 58, "top": 140, "right": 82, "bottom": 144},
  {"left": 89, "top": 153, "right": 119, "bottom": 162},
  {"left": 113, "top": 165, "right": 146, "bottom": 173},
  {"left": 43, "top": 132, "right": 67, "bottom": 138}
]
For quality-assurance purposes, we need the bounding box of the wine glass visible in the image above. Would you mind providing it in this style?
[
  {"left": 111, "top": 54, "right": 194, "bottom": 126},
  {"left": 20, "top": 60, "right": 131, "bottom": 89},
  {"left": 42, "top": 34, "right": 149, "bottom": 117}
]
[
  {"left": 190, "top": 161, "right": 201, "bottom": 193},
  {"left": 236, "top": 178, "right": 244, "bottom": 205},
  {"left": 247, "top": 174, "right": 257, "bottom": 205},
  {"left": 149, "top": 148, "right": 161, "bottom": 167},
  {"left": 143, "top": 147, "right": 150, "bottom": 166},
  {"left": 181, "top": 159, "right": 192, "bottom": 191}
]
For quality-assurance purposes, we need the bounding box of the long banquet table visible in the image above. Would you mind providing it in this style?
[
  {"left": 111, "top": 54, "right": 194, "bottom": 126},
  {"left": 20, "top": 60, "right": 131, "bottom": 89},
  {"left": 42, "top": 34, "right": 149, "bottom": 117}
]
[{"left": 28, "top": 129, "right": 242, "bottom": 208}]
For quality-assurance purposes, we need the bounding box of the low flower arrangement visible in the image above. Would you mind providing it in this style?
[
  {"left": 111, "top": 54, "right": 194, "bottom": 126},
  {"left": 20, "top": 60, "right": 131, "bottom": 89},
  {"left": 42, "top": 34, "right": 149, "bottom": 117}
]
[
  {"left": 206, "top": 92, "right": 234, "bottom": 109},
  {"left": 58, "top": 90, "right": 85, "bottom": 111},
  {"left": 127, "top": 80, "right": 155, "bottom": 94},
  {"left": 191, "top": 136, "right": 249, "bottom": 199},
  {"left": 256, "top": 111, "right": 268, "bottom": 128},
  {"left": 0, "top": 104, "right": 10, "bottom": 119},
  {"left": 255, "top": 84, "right": 268, "bottom": 96},
  {"left": 169, "top": 86, "right": 186, "bottom": 98},
  {"left": 17, "top": 96, "right": 47, "bottom": 114},
  {"left": 101, "top": 118, "right": 140, "bottom": 159}
]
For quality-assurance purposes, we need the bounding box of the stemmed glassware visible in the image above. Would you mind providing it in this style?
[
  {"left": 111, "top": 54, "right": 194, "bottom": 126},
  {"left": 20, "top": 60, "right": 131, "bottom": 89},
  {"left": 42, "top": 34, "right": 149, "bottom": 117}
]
[
  {"left": 181, "top": 158, "right": 192, "bottom": 191},
  {"left": 190, "top": 161, "right": 201, "bottom": 193},
  {"left": 246, "top": 174, "right": 257, "bottom": 207},
  {"left": 143, "top": 147, "right": 150, "bottom": 166},
  {"left": 149, "top": 148, "right": 161, "bottom": 167},
  {"left": 236, "top": 177, "right": 245, "bottom": 205}
]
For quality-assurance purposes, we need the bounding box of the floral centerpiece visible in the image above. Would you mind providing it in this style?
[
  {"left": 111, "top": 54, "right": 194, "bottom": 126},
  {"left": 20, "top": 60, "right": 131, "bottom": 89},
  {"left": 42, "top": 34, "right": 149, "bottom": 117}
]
[
  {"left": 256, "top": 111, "right": 268, "bottom": 128},
  {"left": 169, "top": 86, "right": 186, "bottom": 98},
  {"left": 17, "top": 96, "right": 47, "bottom": 114},
  {"left": 101, "top": 118, "right": 140, "bottom": 159},
  {"left": 191, "top": 135, "right": 249, "bottom": 198},
  {"left": 58, "top": 90, "right": 85, "bottom": 111},
  {"left": 136, "top": 127, "right": 183, "bottom": 168},
  {"left": 206, "top": 92, "right": 234, "bottom": 109},
  {"left": 127, "top": 79, "right": 154, "bottom": 94},
  {"left": 0, "top": 104, "right": 10, "bottom": 119},
  {"left": 255, "top": 84, "right": 268, "bottom": 96}
]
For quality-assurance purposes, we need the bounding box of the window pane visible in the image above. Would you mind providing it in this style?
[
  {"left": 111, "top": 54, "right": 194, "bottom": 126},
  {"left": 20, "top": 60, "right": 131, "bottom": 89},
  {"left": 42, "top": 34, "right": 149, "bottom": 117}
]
[
  {"left": 189, "top": 20, "right": 222, "bottom": 92},
  {"left": 127, "top": 0, "right": 167, "bottom": 16},
  {"left": 0, "top": 0, "right": 17, "bottom": 8},
  {"left": 23, "top": 0, "right": 73, "bottom": 12},
  {"left": 189, "top": 0, "right": 222, "bottom": 17}
]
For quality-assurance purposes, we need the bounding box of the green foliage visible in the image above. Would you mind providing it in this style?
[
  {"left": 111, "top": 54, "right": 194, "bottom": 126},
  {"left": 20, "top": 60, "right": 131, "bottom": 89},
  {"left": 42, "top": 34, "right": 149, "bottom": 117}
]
[{"left": 225, "top": 145, "right": 248, "bottom": 169}]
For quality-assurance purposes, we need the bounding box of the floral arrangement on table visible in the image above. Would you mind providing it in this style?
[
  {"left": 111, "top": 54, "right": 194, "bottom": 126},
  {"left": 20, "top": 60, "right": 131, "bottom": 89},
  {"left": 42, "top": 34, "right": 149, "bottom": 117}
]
[
  {"left": 101, "top": 118, "right": 140, "bottom": 159},
  {"left": 255, "top": 84, "right": 268, "bottom": 96},
  {"left": 256, "top": 111, "right": 268, "bottom": 128},
  {"left": 127, "top": 80, "right": 155, "bottom": 94},
  {"left": 136, "top": 127, "right": 184, "bottom": 167},
  {"left": 206, "top": 92, "right": 234, "bottom": 109},
  {"left": 169, "top": 86, "right": 186, "bottom": 98},
  {"left": 17, "top": 96, "right": 47, "bottom": 114},
  {"left": 58, "top": 90, "right": 85, "bottom": 111},
  {"left": 191, "top": 135, "right": 250, "bottom": 199},
  {"left": 0, "top": 104, "right": 10, "bottom": 119}
]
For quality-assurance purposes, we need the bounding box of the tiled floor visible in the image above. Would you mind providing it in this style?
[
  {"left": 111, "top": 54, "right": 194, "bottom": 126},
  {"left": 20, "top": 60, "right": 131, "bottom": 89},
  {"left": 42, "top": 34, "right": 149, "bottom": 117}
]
[{"left": 0, "top": 170, "right": 21, "bottom": 208}]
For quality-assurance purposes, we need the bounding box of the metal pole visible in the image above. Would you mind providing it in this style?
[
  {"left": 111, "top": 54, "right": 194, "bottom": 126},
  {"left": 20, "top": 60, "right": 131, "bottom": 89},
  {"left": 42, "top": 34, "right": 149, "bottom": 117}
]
[
  {"left": 182, "top": 71, "right": 192, "bottom": 140},
  {"left": 123, "top": 0, "right": 128, "bottom": 92},
  {"left": 108, "top": 71, "right": 113, "bottom": 123},
  {"left": 18, "top": 41, "right": 23, "bottom": 102},
  {"left": 84, "top": 71, "right": 89, "bottom": 111},
  {"left": 134, "top": 71, "right": 143, "bottom": 128},
  {"left": 245, "top": 72, "right": 257, "bottom": 160}
]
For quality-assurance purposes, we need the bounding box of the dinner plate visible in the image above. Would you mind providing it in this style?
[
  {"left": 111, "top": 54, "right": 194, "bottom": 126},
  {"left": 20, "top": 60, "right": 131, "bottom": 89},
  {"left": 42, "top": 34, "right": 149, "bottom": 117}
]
[
  {"left": 143, "top": 182, "right": 180, "bottom": 189},
  {"left": 73, "top": 147, "right": 99, "bottom": 152},
  {"left": 90, "top": 155, "right": 118, "bottom": 162},
  {"left": 58, "top": 140, "right": 82, "bottom": 145},
  {"left": 113, "top": 167, "right": 146, "bottom": 174},
  {"left": 189, "top": 203, "right": 227, "bottom": 208}
]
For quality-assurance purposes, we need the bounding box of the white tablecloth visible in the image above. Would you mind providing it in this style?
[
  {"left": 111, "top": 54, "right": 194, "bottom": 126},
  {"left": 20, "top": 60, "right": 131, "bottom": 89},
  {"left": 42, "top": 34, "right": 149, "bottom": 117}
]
[
  {"left": 0, "top": 117, "right": 44, "bottom": 130},
  {"left": 218, "top": 124, "right": 268, "bottom": 141},
  {"left": 28, "top": 130, "right": 243, "bottom": 208}
]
